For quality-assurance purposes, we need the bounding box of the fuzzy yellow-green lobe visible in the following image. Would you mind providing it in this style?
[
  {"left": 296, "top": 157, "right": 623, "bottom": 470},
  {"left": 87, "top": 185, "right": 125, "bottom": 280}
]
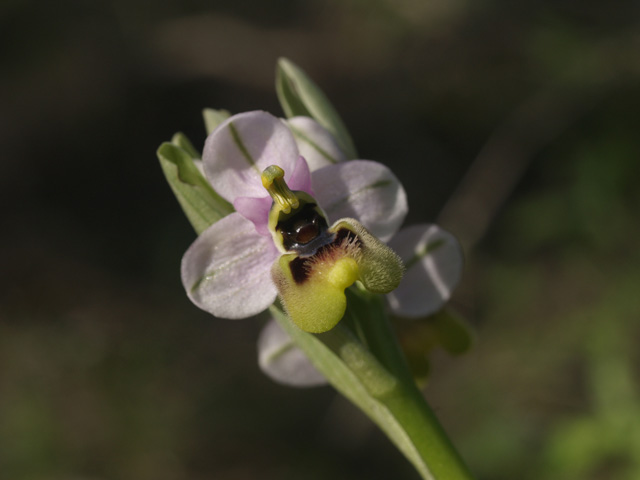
[
  {"left": 272, "top": 254, "right": 359, "bottom": 333},
  {"left": 271, "top": 217, "right": 404, "bottom": 333},
  {"left": 332, "top": 219, "right": 404, "bottom": 293}
]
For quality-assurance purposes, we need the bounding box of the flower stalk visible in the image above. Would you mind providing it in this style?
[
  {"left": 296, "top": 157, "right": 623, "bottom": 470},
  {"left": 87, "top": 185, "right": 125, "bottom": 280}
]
[
  {"left": 159, "top": 58, "right": 475, "bottom": 480},
  {"left": 271, "top": 295, "right": 473, "bottom": 480}
]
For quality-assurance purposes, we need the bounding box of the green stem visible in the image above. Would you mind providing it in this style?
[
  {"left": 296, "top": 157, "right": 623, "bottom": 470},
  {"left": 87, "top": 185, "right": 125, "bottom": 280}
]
[
  {"left": 272, "top": 299, "right": 474, "bottom": 480},
  {"left": 322, "top": 315, "right": 473, "bottom": 479},
  {"left": 354, "top": 290, "right": 473, "bottom": 478},
  {"left": 382, "top": 378, "right": 473, "bottom": 480}
]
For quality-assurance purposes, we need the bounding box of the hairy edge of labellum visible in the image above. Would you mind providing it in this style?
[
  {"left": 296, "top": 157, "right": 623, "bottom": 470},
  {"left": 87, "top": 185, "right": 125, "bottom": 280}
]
[{"left": 289, "top": 228, "right": 362, "bottom": 284}]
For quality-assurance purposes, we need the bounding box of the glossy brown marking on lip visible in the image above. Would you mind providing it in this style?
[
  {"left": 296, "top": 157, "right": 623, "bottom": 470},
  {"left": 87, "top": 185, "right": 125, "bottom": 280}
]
[
  {"left": 277, "top": 203, "right": 329, "bottom": 252},
  {"left": 295, "top": 222, "right": 319, "bottom": 244}
]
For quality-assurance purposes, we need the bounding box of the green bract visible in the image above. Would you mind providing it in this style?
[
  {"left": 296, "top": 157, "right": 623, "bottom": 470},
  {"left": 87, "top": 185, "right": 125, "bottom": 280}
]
[
  {"left": 202, "top": 108, "right": 231, "bottom": 135},
  {"left": 157, "top": 138, "right": 232, "bottom": 234},
  {"left": 276, "top": 58, "right": 358, "bottom": 160}
]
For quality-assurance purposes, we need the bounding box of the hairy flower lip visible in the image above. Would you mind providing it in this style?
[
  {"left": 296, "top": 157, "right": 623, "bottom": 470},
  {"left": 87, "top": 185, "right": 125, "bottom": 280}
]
[
  {"left": 285, "top": 228, "right": 355, "bottom": 284},
  {"left": 259, "top": 223, "right": 465, "bottom": 386}
]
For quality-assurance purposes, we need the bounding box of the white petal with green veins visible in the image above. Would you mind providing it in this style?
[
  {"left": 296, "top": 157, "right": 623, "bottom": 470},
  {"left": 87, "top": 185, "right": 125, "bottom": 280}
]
[
  {"left": 387, "top": 225, "right": 463, "bottom": 318},
  {"left": 287, "top": 116, "right": 346, "bottom": 170},
  {"left": 182, "top": 213, "right": 278, "bottom": 318},
  {"left": 203, "top": 111, "right": 301, "bottom": 202},
  {"left": 312, "top": 160, "right": 407, "bottom": 242}
]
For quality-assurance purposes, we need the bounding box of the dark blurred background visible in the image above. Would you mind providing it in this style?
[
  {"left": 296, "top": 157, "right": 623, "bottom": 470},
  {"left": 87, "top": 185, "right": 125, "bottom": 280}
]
[{"left": 2, "top": 1, "right": 639, "bottom": 479}]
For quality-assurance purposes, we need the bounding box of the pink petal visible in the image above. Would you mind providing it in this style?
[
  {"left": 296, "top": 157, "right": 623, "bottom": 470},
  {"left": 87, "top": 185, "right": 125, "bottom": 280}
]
[
  {"left": 386, "top": 224, "right": 463, "bottom": 318},
  {"left": 181, "top": 213, "right": 279, "bottom": 318},
  {"left": 312, "top": 160, "right": 407, "bottom": 242},
  {"left": 233, "top": 196, "right": 273, "bottom": 237},
  {"left": 257, "top": 319, "right": 327, "bottom": 387},
  {"left": 286, "top": 116, "right": 346, "bottom": 171},
  {"left": 203, "top": 111, "right": 300, "bottom": 203},
  {"left": 288, "top": 155, "right": 313, "bottom": 195}
]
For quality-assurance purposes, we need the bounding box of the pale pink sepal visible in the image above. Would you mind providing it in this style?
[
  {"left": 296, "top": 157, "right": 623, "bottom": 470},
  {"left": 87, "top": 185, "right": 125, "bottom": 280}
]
[
  {"left": 181, "top": 213, "right": 279, "bottom": 318},
  {"left": 386, "top": 224, "right": 463, "bottom": 318},
  {"left": 258, "top": 319, "right": 327, "bottom": 387},
  {"left": 312, "top": 160, "right": 407, "bottom": 242}
]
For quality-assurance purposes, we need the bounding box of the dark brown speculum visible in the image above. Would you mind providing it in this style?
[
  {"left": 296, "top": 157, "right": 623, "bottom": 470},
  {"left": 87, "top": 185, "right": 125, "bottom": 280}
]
[{"left": 276, "top": 203, "right": 332, "bottom": 255}]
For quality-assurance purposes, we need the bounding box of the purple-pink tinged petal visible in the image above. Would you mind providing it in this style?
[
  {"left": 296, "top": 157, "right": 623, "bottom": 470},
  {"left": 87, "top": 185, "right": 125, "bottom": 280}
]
[
  {"left": 233, "top": 196, "right": 273, "bottom": 236},
  {"left": 287, "top": 155, "right": 314, "bottom": 196}
]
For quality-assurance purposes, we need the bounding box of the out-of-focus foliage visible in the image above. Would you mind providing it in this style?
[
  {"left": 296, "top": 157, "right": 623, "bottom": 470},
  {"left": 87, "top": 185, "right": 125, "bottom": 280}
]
[
  {"left": 1, "top": 0, "right": 639, "bottom": 479},
  {"left": 449, "top": 128, "right": 640, "bottom": 480}
]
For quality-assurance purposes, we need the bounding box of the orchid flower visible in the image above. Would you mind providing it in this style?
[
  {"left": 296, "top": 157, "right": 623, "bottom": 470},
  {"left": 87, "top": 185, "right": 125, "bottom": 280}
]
[{"left": 181, "top": 110, "right": 408, "bottom": 333}]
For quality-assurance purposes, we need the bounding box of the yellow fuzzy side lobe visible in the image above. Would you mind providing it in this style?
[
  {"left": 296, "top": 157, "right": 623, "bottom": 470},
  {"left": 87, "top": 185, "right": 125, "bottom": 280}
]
[
  {"left": 327, "top": 257, "right": 359, "bottom": 289},
  {"left": 332, "top": 219, "right": 404, "bottom": 293}
]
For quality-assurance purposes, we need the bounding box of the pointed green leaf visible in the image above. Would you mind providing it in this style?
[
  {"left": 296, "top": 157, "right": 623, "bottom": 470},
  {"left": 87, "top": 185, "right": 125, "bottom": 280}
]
[
  {"left": 171, "top": 132, "right": 200, "bottom": 159},
  {"left": 276, "top": 58, "right": 358, "bottom": 159},
  {"left": 157, "top": 142, "right": 233, "bottom": 234},
  {"left": 203, "top": 108, "right": 231, "bottom": 135}
]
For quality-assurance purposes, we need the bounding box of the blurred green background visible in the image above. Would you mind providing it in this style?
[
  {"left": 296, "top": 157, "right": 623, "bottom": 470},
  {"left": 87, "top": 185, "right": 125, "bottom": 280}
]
[{"left": 2, "top": 1, "right": 639, "bottom": 479}]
